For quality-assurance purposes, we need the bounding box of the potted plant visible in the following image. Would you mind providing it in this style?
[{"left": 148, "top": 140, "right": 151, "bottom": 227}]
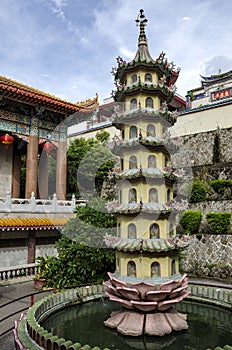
[{"left": 33, "top": 256, "right": 46, "bottom": 289}]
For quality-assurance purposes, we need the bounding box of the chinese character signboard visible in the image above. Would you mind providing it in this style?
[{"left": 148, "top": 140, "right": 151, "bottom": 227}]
[{"left": 211, "top": 88, "right": 232, "bottom": 101}]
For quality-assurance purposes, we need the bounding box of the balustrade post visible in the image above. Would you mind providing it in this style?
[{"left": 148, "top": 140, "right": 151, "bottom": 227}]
[
  {"left": 71, "top": 194, "right": 76, "bottom": 209},
  {"left": 30, "top": 192, "right": 36, "bottom": 211},
  {"left": 52, "top": 193, "right": 58, "bottom": 210},
  {"left": 6, "top": 191, "right": 12, "bottom": 210}
]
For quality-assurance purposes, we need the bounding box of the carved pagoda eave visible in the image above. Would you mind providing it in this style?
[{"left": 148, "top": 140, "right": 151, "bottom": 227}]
[
  {"left": 115, "top": 61, "right": 178, "bottom": 83},
  {"left": 113, "top": 172, "right": 177, "bottom": 186},
  {"left": 115, "top": 143, "right": 175, "bottom": 156},
  {"left": 105, "top": 237, "right": 190, "bottom": 253},
  {"left": 113, "top": 84, "right": 173, "bottom": 103},
  {"left": 112, "top": 114, "right": 171, "bottom": 129},
  {"left": 107, "top": 202, "right": 174, "bottom": 215}
]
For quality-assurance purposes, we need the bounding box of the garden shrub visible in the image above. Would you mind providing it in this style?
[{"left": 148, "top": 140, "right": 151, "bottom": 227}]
[
  {"left": 206, "top": 212, "right": 231, "bottom": 234},
  {"left": 36, "top": 198, "right": 117, "bottom": 289},
  {"left": 179, "top": 210, "right": 202, "bottom": 234},
  {"left": 210, "top": 179, "right": 232, "bottom": 198},
  {"left": 190, "top": 180, "right": 209, "bottom": 203}
]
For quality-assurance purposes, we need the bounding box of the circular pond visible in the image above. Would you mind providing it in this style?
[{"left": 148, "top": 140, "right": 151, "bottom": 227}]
[{"left": 42, "top": 299, "right": 232, "bottom": 350}]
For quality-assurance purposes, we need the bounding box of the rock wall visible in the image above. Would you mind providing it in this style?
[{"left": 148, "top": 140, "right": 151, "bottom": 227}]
[
  {"left": 172, "top": 127, "right": 232, "bottom": 175},
  {"left": 180, "top": 234, "right": 232, "bottom": 279}
]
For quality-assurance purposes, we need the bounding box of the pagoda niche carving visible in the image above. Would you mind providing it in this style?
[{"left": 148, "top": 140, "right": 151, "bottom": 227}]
[{"left": 104, "top": 9, "right": 190, "bottom": 337}]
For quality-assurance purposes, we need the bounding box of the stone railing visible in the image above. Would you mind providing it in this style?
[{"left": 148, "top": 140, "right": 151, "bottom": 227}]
[
  {"left": 14, "top": 282, "right": 232, "bottom": 350},
  {"left": 16, "top": 284, "right": 110, "bottom": 350},
  {"left": 0, "top": 192, "right": 81, "bottom": 214},
  {"left": 188, "top": 283, "right": 232, "bottom": 310},
  {"left": 0, "top": 263, "right": 39, "bottom": 281}
]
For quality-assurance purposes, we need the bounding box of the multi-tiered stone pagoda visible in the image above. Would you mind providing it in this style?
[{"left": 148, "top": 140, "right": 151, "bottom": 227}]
[{"left": 103, "top": 9, "right": 190, "bottom": 337}]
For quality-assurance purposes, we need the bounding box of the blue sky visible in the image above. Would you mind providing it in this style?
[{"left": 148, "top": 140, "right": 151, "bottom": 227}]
[{"left": 0, "top": 0, "right": 232, "bottom": 104}]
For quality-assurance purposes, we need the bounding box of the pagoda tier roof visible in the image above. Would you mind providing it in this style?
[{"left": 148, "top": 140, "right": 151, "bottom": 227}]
[
  {"left": 0, "top": 75, "right": 98, "bottom": 115},
  {"left": 109, "top": 271, "right": 183, "bottom": 285},
  {"left": 201, "top": 69, "right": 232, "bottom": 87},
  {"left": 105, "top": 237, "right": 190, "bottom": 253},
  {"left": 113, "top": 106, "right": 174, "bottom": 124},
  {"left": 113, "top": 81, "right": 174, "bottom": 103},
  {"left": 110, "top": 167, "right": 184, "bottom": 183},
  {"left": 109, "top": 136, "right": 180, "bottom": 154},
  {"left": 0, "top": 217, "right": 69, "bottom": 231},
  {"left": 106, "top": 201, "right": 187, "bottom": 215}
]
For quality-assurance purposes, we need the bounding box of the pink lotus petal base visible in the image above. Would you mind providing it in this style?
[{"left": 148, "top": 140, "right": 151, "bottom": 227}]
[{"left": 104, "top": 307, "right": 188, "bottom": 337}]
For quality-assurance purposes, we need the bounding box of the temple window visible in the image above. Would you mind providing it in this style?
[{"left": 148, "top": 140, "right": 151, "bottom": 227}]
[
  {"left": 119, "top": 190, "right": 122, "bottom": 203},
  {"left": 164, "top": 156, "right": 169, "bottom": 167},
  {"left": 127, "top": 261, "right": 137, "bottom": 277},
  {"left": 169, "top": 223, "right": 174, "bottom": 237},
  {"left": 171, "top": 259, "right": 176, "bottom": 275},
  {"left": 145, "top": 97, "right": 154, "bottom": 108},
  {"left": 167, "top": 189, "right": 171, "bottom": 201},
  {"left": 120, "top": 158, "right": 124, "bottom": 171},
  {"left": 147, "top": 124, "right": 156, "bottom": 137},
  {"left": 121, "top": 130, "right": 125, "bottom": 139},
  {"left": 145, "top": 73, "right": 152, "bottom": 82},
  {"left": 150, "top": 223, "right": 160, "bottom": 239},
  {"left": 148, "top": 155, "right": 157, "bottom": 168},
  {"left": 151, "top": 262, "right": 161, "bottom": 277},
  {"left": 129, "top": 155, "right": 137, "bottom": 169},
  {"left": 128, "top": 223, "right": 137, "bottom": 239},
  {"left": 149, "top": 188, "right": 158, "bottom": 202},
  {"left": 118, "top": 223, "right": 121, "bottom": 237},
  {"left": 129, "top": 188, "right": 137, "bottom": 203},
  {"left": 131, "top": 74, "right": 137, "bottom": 84},
  {"left": 130, "top": 98, "right": 137, "bottom": 110},
  {"left": 129, "top": 126, "right": 138, "bottom": 138}
]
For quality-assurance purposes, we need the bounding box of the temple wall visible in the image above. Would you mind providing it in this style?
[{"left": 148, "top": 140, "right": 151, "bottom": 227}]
[
  {"left": 0, "top": 244, "right": 57, "bottom": 268},
  {"left": 0, "top": 143, "right": 13, "bottom": 197}
]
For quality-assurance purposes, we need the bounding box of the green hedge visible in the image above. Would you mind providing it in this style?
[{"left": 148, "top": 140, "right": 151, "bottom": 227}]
[
  {"left": 179, "top": 210, "right": 202, "bottom": 234},
  {"left": 190, "top": 181, "right": 209, "bottom": 203},
  {"left": 210, "top": 179, "right": 232, "bottom": 197},
  {"left": 206, "top": 212, "right": 231, "bottom": 234}
]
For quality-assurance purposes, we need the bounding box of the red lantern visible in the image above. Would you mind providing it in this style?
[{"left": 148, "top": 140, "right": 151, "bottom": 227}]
[
  {"left": 42, "top": 141, "right": 55, "bottom": 156},
  {"left": 0, "top": 133, "right": 14, "bottom": 149}
]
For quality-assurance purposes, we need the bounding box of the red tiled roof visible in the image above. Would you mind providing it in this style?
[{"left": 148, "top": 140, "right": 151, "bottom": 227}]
[{"left": 0, "top": 76, "right": 98, "bottom": 114}]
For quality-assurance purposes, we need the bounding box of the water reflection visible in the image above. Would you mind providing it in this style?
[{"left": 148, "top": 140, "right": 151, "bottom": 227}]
[{"left": 42, "top": 299, "right": 232, "bottom": 350}]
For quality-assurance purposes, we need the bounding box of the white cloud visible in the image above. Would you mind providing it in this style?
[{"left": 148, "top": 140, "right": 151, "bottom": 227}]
[
  {"left": 201, "top": 55, "right": 232, "bottom": 76},
  {"left": 0, "top": 0, "right": 232, "bottom": 103},
  {"left": 119, "top": 47, "right": 135, "bottom": 60}
]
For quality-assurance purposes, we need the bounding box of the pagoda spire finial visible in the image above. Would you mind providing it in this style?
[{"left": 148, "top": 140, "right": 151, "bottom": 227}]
[{"left": 135, "top": 9, "right": 148, "bottom": 46}]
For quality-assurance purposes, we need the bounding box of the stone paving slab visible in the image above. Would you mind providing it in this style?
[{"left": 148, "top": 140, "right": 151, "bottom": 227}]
[{"left": 0, "top": 278, "right": 53, "bottom": 350}]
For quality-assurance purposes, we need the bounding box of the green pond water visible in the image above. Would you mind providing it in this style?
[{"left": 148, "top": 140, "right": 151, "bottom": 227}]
[{"left": 42, "top": 299, "right": 232, "bottom": 350}]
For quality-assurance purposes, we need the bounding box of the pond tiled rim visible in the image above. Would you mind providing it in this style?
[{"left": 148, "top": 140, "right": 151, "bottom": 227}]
[{"left": 15, "top": 283, "right": 232, "bottom": 350}]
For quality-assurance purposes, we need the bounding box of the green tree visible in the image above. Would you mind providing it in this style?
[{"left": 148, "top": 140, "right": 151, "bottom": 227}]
[
  {"left": 67, "top": 131, "right": 115, "bottom": 198},
  {"left": 37, "top": 199, "right": 116, "bottom": 289}
]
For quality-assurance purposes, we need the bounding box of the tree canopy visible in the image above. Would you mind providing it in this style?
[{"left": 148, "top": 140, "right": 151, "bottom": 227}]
[{"left": 67, "top": 130, "right": 115, "bottom": 198}]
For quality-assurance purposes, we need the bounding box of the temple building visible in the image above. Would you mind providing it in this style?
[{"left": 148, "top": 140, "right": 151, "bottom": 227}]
[
  {"left": 172, "top": 70, "right": 232, "bottom": 136},
  {"left": 0, "top": 76, "right": 98, "bottom": 199}
]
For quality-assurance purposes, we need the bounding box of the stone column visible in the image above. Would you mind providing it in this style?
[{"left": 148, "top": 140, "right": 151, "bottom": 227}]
[
  {"left": 56, "top": 140, "right": 67, "bottom": 200},
  {"left": 25, "top": 117, "right": 39, "bottom": 198},
  {"left": 38, "top": 150, "right": 48, "bottom": 199},
  {"left": 28, "top": 231, "right": 36, "bottom": 264},
  {"left": 12, "top": 152, "right": 21, "bottom": 198}
]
